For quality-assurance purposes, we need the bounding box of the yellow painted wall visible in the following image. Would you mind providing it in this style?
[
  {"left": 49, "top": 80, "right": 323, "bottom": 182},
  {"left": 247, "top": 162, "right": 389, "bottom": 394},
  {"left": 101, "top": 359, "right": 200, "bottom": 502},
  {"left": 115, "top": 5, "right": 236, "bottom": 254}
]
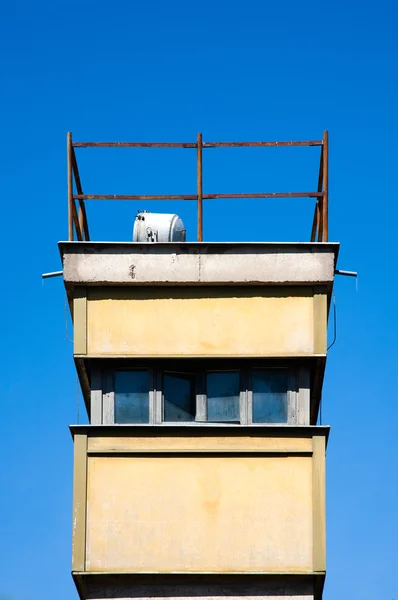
[
  {"left": 78, "top": 287, "right": 325, "bottom": 357},
  {"left": 87, "top": 435, "right": 313, "bottom": 453},
  {"left": 85, "top": 453, "right": 313, "bottom": 573}
]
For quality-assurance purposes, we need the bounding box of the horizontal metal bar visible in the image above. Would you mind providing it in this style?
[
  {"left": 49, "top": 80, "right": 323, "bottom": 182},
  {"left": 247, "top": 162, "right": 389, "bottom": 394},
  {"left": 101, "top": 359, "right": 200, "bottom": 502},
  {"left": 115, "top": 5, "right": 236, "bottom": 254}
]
[
  {"left": 42, "top": 270, "right": 63, "bottom": 279},
  {"left": 74, "top": 192, "right": 323, "bottom": 201},
  {"left": 204, "top": 141, "right": 323, "bottom": 148},
  {"left": 72, "top": 142, "right": 197, "bottom": 148},
  {"left": 74, "top": 194, "right": 197, "bottom": 200},
  {"left": 72, "top": 140, "right": 323, "bottom": 149},
  {"left": 335, "top": 269, "right": 358, "bottom": 277},
  {"left": 203, "top": 192, "right": 323, "bottom": 199}
]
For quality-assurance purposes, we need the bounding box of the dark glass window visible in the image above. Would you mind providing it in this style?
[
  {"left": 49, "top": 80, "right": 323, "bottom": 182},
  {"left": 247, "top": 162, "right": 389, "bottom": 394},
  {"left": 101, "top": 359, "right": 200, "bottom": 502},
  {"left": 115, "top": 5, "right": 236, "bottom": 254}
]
[
  {"left": 252, "top": 369, "right": 288, "bottom": 423},
  {"left": 163, "top": 373, "right": 196, "bottom": 421},
  {"left": 115, "top": 370, "right": 150, "bottom": 423},
  {"left": 207, "top": 372, "right": 240, "bottom": 422}
]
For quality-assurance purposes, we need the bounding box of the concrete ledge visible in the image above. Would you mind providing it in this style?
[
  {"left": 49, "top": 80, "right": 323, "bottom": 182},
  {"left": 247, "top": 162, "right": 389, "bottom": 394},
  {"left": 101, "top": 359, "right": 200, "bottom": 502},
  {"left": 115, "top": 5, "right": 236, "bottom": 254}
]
[
  {"left": 69, "top": 424, "right": 330, "bottom": 445},
  {"left": 73, "top": 573, "right": 321, "bottom": 600},
  {"left": 59, "top": 242, "right": 339, "bottom": 286}
]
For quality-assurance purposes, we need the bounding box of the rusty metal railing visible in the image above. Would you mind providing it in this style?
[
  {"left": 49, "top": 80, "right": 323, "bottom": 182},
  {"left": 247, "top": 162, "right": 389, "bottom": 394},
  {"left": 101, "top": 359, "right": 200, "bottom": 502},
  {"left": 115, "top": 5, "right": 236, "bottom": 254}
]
[{"left": 67, "top": 131, "right": 329, "bottom": 243}]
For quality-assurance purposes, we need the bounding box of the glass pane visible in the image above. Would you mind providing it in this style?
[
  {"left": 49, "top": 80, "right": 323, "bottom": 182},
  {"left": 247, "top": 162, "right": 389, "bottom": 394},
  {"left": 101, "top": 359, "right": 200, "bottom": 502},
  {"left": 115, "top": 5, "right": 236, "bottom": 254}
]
[
  {"left": 252, "top": 369, "right": 288, "bottom": 423},
  {"left": 207, "top": 372, "right": 240, "bottom": 421},
  {"left": 115, "top": 370, "right": 149, "bottom": 423},
  {"left": 164, "top": 373, "right": 195, "bottom": 422}
]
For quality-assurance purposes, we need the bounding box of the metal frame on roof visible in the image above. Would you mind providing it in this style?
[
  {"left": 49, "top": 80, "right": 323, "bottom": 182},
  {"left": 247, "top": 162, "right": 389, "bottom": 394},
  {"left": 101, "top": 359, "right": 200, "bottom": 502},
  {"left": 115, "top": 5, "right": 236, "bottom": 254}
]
[{"left": 67, "top": 131, "right": 329, "bottom": 243}]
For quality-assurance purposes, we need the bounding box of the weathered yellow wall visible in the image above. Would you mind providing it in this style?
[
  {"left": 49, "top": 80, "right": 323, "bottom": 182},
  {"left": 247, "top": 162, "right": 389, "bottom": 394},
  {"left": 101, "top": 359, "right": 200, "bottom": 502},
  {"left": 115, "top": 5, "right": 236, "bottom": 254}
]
[
  {"left": 73, "top": 433, "right": 326, "bottom": 575},
  {"left": 85, "top": 454, "right": 313, "bottom": 573},
  {"left": 87, "top": 435, "right": 313, "bottom": 453},
  {"left": 76, "top": 287, "right": 326, "bottom": 357}
]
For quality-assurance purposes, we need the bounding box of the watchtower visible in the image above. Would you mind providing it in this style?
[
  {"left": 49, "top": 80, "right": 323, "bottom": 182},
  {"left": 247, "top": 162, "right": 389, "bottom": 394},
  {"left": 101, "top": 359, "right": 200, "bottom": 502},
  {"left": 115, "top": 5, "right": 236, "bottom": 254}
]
[{"left": 60, "top": 131, "right": 337, "bottom": 600}]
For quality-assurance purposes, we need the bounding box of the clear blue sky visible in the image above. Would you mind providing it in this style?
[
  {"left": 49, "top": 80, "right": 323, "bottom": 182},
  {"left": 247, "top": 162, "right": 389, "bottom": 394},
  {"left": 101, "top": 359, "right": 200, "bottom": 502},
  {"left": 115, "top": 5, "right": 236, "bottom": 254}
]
[{"left": 1, "top": 1, "right": 397, "bottom": 598}]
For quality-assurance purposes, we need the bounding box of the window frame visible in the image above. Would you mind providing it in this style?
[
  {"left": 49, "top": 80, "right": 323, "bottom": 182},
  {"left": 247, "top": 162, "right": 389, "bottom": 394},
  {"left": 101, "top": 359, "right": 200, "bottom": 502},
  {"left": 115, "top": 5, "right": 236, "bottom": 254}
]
[
  {"left": 101, "top": 367, "right": 157, "bottom": 425},
  {"left": 90, "top": 360, "right": 310, "bottom": 426},
  {"left": 247, "top": 367, "right": 297, "bottom": 425},
  {"left": 162, "top": 370, "right": 197, "bottom": 423},
  {"left": 197, "top": 369, "right": 245, "bottom": 424}
]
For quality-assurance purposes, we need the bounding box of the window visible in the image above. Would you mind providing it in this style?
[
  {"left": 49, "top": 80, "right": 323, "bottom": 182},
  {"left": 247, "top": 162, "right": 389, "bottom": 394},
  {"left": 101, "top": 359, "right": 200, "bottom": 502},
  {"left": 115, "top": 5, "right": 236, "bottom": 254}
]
[
  {"left": 163, "top": 372, "right": 196, "bottom": 422},
  {"left": 114, "top": 370, "right": 150, "bottom": 424},
  {"left": 207, "top": 372, "right": 240, "bottom": 422},
  {"left": 95, "top": 362, "right": 307, "bottom": 426},
  {"left": 251, "top": 369, "right": 288, "bottom": 424}
]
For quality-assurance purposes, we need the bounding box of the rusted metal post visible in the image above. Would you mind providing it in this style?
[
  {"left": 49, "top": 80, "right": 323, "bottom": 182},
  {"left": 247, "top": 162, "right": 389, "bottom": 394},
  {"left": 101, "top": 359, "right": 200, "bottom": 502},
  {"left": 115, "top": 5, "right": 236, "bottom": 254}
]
[
  {"left": 317, "top": 197, "right": 323, "bottom": 242},
  {"left": 322, "top": 130, "right": 329, "bottom": 241},
  {"left": 197, "top": 133, "right": 203, "bottom": 241},
  {"left": 311, "top": 146, "right": 323, "bottom": 241},
  {"left": 72, "top": 148, "right": 90, "bottom": 240},
  {"left": 78, "top": 205, "right": 84, "bottom": 239},
  {"left": 311, "top": 201, "right": 320, "bottom": 242},
  {"left": 72, "top": 202, "right": 83, "bottom": 241},
  {"left": 67, "top": 132, "right": 74, "bottom": 241}
]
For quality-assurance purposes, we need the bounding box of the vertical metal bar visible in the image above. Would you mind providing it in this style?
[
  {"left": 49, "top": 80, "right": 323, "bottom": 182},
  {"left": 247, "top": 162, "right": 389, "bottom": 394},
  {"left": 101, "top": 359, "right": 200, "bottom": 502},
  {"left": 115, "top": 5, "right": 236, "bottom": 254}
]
[
  {"left": 317, "top": 197, "right": 323, "bottom": 242},
  {"left": 311, "top": 201, "right": 320, "bottom": 242},
  {"left": 311, "top": 145, "right": 323, "bottom": 242},
  {"left": 67, "top": 132, "right": 74, "bottom": 241},
  {"left": 72, "top": 147, "right": 90, "bottom": 240},
  {"left": 78, "top": 204, "right": 84, "bottom": 239},
  {"left": 197, "top": 132, "right": 203, "bottom": 241},
  {"left": 317, "top": 142, "right": 324, "bottom": 242},
  {"left": 323, "top": 130, "right": 329, "bottom": 242}
]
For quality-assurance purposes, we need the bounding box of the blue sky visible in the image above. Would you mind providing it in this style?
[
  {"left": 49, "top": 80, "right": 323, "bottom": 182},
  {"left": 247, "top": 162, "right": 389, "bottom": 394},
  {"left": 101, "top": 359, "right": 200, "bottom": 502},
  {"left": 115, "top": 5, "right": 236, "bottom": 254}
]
[{"left": 1, "top": 1, "right": 397, "bottom": 598}]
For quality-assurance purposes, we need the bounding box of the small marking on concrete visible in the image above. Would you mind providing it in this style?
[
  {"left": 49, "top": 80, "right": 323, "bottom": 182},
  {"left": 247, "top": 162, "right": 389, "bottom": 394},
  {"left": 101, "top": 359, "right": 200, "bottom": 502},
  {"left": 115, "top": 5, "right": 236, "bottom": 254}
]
[{"left": 129, "top": 265, "right": 136, "bottom": 279}]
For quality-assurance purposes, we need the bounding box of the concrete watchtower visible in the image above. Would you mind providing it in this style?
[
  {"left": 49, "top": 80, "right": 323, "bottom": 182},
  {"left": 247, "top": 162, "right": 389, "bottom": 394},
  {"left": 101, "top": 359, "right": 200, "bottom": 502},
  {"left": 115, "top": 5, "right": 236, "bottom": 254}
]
[{"left": 61, "top": 131, "right": 336, "bottom": 600}]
